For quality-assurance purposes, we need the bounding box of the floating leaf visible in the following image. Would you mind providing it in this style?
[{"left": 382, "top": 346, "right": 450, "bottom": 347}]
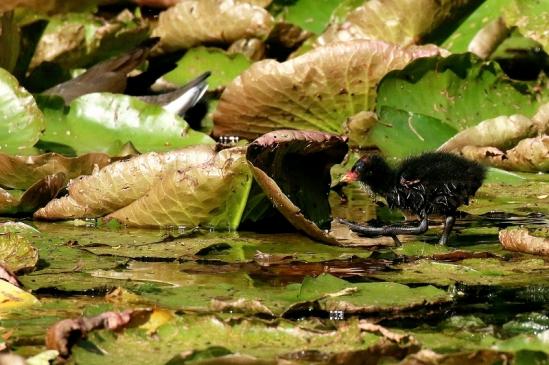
[
  {"left": 499, "top": 227, "right": 549, "bottom": 256},
  {"left": 0, "top": 173, "right": 65, "bottom": 215},
  {"left": 246, "top": 130, "right": 347, "bottom": 244},
  {"left": 502, "top": 0, "right": 549, "bottom": 53},
  {"left": 30, "top": 10, "right": 150, "bottom": 70},
  {"left": 107, "top": 147, "right": 253, "bottom": 229},
  {"left": 35, "top": 146, "right": 215, "bottom": 220},
  {"left": 214, "top": 40, "right": 444, "bottom": 139},
  {"left": 0, "top": 234, "right": 38, "bottom": 273},
  {"left": 279, "top": 0, "right": 343, "bottom": 34},
  {"left": 0, "top": 279, "right": 39, "bottom": 311},
  {"left": 153, "top": 0, "right": 274, "bottom": 52},
  {"left": 376, "top": 53, "right": 546, "bottom": 133},
  {"left": 0, "top": 68, "right": 45, "bottom": 155},
  {"left": 0, "top": 152, "right": 110, "bottom": 190},
  {"left": 39, "top": 93, "right": 214, "bottom": 155},
  {"left": 316, "top": 0, "right": 477, "bottom": 46}
]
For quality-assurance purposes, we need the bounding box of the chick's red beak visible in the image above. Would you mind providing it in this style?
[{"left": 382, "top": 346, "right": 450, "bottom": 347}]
[{"left": 340, "top": 171, "right": 359, "bottom": 184}]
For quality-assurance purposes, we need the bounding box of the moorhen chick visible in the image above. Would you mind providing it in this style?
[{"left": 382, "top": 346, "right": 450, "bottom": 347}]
[{"left": 338, "top": 152, "right": 486, "bottom": 245}]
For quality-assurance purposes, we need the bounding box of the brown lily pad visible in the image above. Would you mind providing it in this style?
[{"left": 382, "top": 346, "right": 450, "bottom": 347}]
[
  {"left": 0, "top": 173, "right": 66, "bottom": 215},
  {"left": 0, "top": 152, "right": 111, "bottom": 190},
  {"left": 316, "top": 0, "right": 476, "bottom": 47},
  {"left": 46, "top": 309, "right": 152, "bottom": 358},
  {"left": 34, "top": 146, "right": 215, "bottom": 220},
  {"left": 152, "top": 0, "right": 274, "bottom": 52},
  {"left": 213, "top": 40, "right": 444, "bottom": 139},
  {"left": 246, "top": 130, "right": 347, "bottom": 244},
  {"left": 499, "top": 227, "right": 549, "bottom": 256}
]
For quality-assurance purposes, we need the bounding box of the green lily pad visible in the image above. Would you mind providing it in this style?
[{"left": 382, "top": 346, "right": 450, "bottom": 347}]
[
  {"left": 0, "top": 68, "right": 44, "bottom": 155},
  {"left": 376, "top": 53, "right": 545, "bottom": 133},
  {"left": 72, "top": 315, "right": 385, "bottom": 365},
  {"left": 367, "top": 107, "right": 457, "bottom": 158},
  {"left": 163, "top": 47, "right": 252, "bottom": 91},
  {"left": 39, "top": 93, "right": 213, "bottom": 155},
  {"left": 372, "top": 258, "right": 549, "bottom": 287},
  {"left": 0, "top": 233, "right": 38, "bottom": 273},
  {"left": 502, "top": 0, "right": 549, "bottom": 53},
  {"left": 278, "top": 0, "right": 342, "bottom": 34},
  {"left": 442, "top": 0, "right": 513, "bottom": 53}
]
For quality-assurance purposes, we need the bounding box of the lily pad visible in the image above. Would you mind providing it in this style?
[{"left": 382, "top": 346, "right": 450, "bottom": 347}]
[
  {"left": 39, "top": 93, "right": 214, "bottom": 155},
  {"left": 152, "top": 0, "right": 274, "bottom": 52},
  {"left": 0, "top": 279, "right": 39, "bottom": 311},
  {"left": 0, "top": 173, "right": 66, "bottom": 215},
  {"left": 106, "top": 147, "right": 253, "bottom": 229},
  {"left": 376, "top": 53, "right": 546, "bottom": 133},
  {"left": 246, "top": 130, "right": 347, "bottom": 244},
  {"left": 278, "top": 0, "right": 342, "bottom": 34},
  {"left": 0, "top": 234, "right": 38, "bottom": 273},
  {"left": 316, "top": 0, "right": 478, "bottom": 46},
  {"left": 30, "top": 10, "right": 150, "bottom": 70},
  {"left": 0, "top": 152, "right": 111, "bottom": 190},
  {"left": 502, "top": 0, "right": 549, "bottom": 53},
  {"left": 0, "top": 68, "right": 45, "bottom": 155},
  {"left": 163, "top": 47, "right": 252, "bottom": 91},
  {"left": 499, "top": 227, "right": 549, "bottom": 256},
  {"left": 213, "top": 40, "right": 444, "bottom": 139},
  {"left": 35, "top": 146, "right": 253, "bottom": 230}
]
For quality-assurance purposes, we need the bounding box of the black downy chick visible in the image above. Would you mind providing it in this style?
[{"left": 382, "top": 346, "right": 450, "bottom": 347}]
[{"left": 339, "top": 152, "right": 486, "bottom": 245}]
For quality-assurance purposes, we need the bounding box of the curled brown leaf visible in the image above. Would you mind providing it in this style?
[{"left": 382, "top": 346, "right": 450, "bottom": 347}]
[
  {"left": 499, "top": 227, "right": 549, "bottom": 256},
  {"left": 46, "top": 309, "right": 152, "bottom": 358}
]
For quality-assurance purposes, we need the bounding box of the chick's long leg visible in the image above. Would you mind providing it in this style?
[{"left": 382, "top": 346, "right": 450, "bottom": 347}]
[
  {"left": 439, "top": 215, "right": 456, "bottom": 245},
  {"left": 338, "top": 216, "right": 429, "bottom": 237}
]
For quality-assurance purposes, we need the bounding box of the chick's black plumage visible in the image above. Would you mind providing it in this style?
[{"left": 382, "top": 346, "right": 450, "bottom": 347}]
[{"left": 340, "top": 152, "right": 486, "bottom": 245}]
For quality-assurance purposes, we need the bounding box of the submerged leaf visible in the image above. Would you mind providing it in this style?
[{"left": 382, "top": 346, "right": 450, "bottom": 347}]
[
  {"left": 0, "top": 68, "right": 44, "bottom": 155},
  {"left": 0, "top": 152, "right": 110, "bottom": 190},
  {"left": 153, "top": 0, "right": 274, "bottom": 52},
  {"left": 214, "top": 40, "right": 444, "bottom": 139}
]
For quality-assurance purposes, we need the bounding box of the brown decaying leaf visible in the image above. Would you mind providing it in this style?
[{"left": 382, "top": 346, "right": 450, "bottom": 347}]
[
  {"left": 152, "top": 0, "right": 274, "bottom": 52},
  {"left": 499, "top": 227, "right": 549, "bottom": 256},
  {"left": 34, "top": 146, "right": 215, "bottom": 220},
  {"left": 106, "top": 146, "right": 251, "bottom": 228},
  {"left": 438, "top": 114, "right": 541, "bottom": 152},
  {"left": 46, "top": 309, "right": 152, "bottom": 358},
  {"left": 316, "top": 0, "right": 474, "bottom": 47},
  {"left": 458, "top": 135, "right": 549, "bottom": 172},
  {"left": 213, "top": 40, "right": 444, "bottom": 139},
  {"left": 468, "top": 17, "right": 510, "bottom": 59},
  {"left": 0, "top": 152, "right": 111, "bottom": 190},
  {"left": 0, "top": 173, "right": 66, "bottom": 215},
  {"left": 246, "top": 130, "right": 346, "bottom": 245},
  {"left": 401, "top": 349, "right": 512, "bottom": 365}
]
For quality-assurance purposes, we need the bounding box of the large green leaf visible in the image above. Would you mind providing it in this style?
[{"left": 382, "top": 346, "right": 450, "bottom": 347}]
[
  {"left": 39, "top": 93, "right": 213, "bottom": 155},
  {"left": 367, "top": 107, "right": 457, "bottom": 158},
  {"left": 503, "top": 0, "right": 549, "bottom": 53},
  {"left": 278, "top": 0, "right": 343, "bottom": 34},
  {"left": 0, "top": 68, "right": 44, "bottom": 155},
  {"left": 163, "top": 47, "right": 251, "bottom": 91},
  {"left": 376, "top": 53, "right": 545, "bottom": 132}
]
